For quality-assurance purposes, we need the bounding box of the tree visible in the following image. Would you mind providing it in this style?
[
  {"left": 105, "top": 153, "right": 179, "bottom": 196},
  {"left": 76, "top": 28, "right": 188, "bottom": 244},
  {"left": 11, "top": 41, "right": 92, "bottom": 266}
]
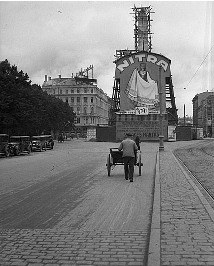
[{"left": 0, "top": 60, "right": 75, "bottom": 136}]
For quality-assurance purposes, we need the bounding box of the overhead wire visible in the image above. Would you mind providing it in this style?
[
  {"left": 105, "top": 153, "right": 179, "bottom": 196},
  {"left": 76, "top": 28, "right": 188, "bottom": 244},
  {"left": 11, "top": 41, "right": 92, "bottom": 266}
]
[{"left": 185, "top": 44, "right": 214, "bottom": 89}]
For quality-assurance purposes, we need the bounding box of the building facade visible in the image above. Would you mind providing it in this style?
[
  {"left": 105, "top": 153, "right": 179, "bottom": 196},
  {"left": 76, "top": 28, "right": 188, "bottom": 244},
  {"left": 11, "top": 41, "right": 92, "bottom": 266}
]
[
  {"left": 192, "top": 91, "right": 214, "bottom": 137},
  {"left": 42, "top": 75, "right": 111, "bottom": 136}
]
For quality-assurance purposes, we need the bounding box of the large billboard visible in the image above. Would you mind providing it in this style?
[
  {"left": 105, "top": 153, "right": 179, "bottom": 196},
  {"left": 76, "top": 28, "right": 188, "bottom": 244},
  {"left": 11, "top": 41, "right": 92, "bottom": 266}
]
[{"left": 114, "top": 51, "right": 172, "bottom": 113}]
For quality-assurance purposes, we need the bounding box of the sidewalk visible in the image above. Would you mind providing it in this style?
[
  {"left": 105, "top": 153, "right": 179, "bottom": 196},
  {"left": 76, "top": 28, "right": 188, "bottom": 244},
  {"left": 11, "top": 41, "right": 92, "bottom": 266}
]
[{"left": 148, "top": 142, "right": 214, "bottom": 266}]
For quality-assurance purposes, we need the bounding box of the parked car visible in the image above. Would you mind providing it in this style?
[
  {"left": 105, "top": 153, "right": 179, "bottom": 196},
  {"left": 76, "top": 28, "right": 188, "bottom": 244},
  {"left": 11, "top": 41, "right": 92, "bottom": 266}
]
[
  {"left": 44, "top": 135, "right": 54, "bottom": 149},
  {"left": 0, "top": 134, "right": 11, "bottom": 157},
  {"left": 8, "top": 136, "right": 31, "bottom": 156},
  {"left": 31, "top": 135, "right": 47, "bottom": 151}
]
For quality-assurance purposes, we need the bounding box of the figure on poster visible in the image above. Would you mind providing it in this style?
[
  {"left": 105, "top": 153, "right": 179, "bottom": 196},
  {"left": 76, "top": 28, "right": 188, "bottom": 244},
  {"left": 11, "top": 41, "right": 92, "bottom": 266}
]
[{"left": 125, "top": 63, "right": 159, "bottom": 105}]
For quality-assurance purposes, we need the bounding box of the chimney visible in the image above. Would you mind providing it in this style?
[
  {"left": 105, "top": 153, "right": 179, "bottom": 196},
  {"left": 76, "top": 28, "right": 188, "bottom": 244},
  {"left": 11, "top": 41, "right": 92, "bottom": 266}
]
[
  {"left": 48, "top": 76, "right": 51, "bottom": 81},
  {"left": 45, "top": 75, "right": 47, "bottom": 82},
  {"left": 59, "top": 75, "right": 61, "bottom": 79}
]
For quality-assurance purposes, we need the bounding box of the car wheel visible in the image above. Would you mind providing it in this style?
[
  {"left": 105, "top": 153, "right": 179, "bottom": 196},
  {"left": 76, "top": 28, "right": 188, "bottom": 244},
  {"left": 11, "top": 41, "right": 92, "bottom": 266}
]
[
  {"left": 5, "top": 147, "right": 10, "bottom": 157},
  {"left": 15, "top": 148, "right": 20, "bottom": 156},
  {"left": 27, "top": 146, "right": 31, "bottom": 154}
]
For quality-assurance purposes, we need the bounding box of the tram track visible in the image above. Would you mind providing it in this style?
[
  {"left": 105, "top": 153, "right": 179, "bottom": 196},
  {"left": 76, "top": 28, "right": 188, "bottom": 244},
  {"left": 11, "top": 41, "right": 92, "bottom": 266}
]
[{"left": 173, "top": 140, "right": 214, "bottom": 210}]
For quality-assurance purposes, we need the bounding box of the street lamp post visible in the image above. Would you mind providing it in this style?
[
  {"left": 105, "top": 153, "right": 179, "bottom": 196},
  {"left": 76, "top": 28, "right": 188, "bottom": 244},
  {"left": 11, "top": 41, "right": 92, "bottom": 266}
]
[{"left": 159, "top": 66, "right": 164, "bottom": 151}]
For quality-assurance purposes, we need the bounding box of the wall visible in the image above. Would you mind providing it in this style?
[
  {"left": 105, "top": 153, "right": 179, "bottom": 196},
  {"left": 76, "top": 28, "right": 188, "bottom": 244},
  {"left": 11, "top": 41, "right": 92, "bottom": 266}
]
[
  {"left": 96, "top": 126, "right": 116, "bottom": 142},
  {"left": 115, "top": 113, "right": 168, "bottom": 141}
]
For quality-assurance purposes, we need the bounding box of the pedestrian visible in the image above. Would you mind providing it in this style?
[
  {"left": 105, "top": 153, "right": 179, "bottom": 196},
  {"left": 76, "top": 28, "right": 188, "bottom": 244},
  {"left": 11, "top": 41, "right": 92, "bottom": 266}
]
[
  {"left": 134, "top": 135, "right": 141, "bottom": 150},
  {"left": 118, "top": 133, "right": 138, "bottom": 182}
]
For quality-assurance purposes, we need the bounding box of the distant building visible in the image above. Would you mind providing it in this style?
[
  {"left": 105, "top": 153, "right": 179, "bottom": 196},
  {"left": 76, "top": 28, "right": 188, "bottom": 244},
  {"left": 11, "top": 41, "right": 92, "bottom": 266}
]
[
  {"left": 178, "top": 116, "right": 193, "bottom": 126},
  {"left": 42, "top": 73, "right": 111, "bottom": 136},
  {"left": 192, "top": 91, "right": 214, "bottom": 137}
]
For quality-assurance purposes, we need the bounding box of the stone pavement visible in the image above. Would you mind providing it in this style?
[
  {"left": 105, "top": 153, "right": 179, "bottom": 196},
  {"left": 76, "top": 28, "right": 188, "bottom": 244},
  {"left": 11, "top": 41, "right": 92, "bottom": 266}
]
[
  {"left": 148, "top": 141, "right": 214, "bottom": 266},
  {"left": 0, "top": 229, "right": 147, "bottom": 265}
]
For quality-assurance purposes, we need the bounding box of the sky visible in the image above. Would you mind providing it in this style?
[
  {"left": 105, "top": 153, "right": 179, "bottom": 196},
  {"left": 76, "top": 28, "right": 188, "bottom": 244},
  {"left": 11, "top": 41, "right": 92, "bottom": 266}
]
[{"left": 0, "top": 1, "right": 213, "bottom": 117}]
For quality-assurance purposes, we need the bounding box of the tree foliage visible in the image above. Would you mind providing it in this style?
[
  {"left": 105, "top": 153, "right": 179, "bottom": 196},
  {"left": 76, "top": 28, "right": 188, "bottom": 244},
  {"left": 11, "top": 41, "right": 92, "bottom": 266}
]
[{"left": 0, "top": 59, "right": 75, "bottom": 135}]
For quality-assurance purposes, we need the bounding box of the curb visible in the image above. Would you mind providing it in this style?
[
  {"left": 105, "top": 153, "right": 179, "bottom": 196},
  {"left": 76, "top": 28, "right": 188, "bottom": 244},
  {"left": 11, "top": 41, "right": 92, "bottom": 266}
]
[{"left": 147, "top": 149, "right": 161, "bottom": 266}]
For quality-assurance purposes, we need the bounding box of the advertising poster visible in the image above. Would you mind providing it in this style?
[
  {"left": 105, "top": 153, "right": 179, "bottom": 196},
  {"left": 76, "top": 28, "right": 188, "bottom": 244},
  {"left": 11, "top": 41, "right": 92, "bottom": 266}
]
[
  {"left": 168, "top": 125, "right": 176, "bottom": 141},
  {"left": 114, "top": 51, "right": 172, "bottom": 113}
]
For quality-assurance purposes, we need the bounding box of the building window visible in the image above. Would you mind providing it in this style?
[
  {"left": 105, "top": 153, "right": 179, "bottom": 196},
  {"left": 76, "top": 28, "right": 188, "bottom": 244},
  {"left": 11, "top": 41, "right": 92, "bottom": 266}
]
[
  {"left": 84, "top": 97, "right": 87, "bottom": 103},
  {"left": 71, "top": 97, "right": 74, "bottom": 103},
  {"left": 91, "top": 107, "right": 94, "bottom": 114},
  {"left": 71, "top": 89, "right": 74, "bottom": 93},
  {"left": 84, "top": 88, "right": 87, "bottom": 93},
  {"left": 66, "top": 97, "right": 68, "bottom": 103},
  {"left": 60, "top": 89, "right": 62, "bottom": 94},
  {"left": 77, "top": 88, "right": 80, "bottom": 93},
  {"left": 91, "top": 88, "right": 93, "bottom": 93},
  {"left": 66, "top": 89, "right": 68, "bottom": 94},
  {"left": 77, "top": 97, "right": 80, "bottom": 103},
  {"left": 91, "top": 97, "right": 93, "bottom": 103},
  {"left": 76, "top": 117, "right": 80, "bottom": 123},
  {"left": 86, "top": 117, "right": 88, "bottom": 124},
  {"left": 84, "top": 107, "right": 87, "bottom": 114},
  {"left": 77, "top": 107, "right": 80, "bottom": 115}
]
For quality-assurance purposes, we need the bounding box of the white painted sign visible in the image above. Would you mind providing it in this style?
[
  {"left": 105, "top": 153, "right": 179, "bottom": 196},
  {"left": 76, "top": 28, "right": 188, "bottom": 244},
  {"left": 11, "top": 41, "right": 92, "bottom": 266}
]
[
  {"left": 115, "top": 110, "right": 135, "bottom": 115},
  {"left": 135, "top": 106, "right": 149, "bottom": 115}
]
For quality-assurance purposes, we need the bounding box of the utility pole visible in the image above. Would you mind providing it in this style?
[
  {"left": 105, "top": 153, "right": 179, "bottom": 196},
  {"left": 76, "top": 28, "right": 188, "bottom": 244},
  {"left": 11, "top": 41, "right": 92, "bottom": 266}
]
[
  {"left": 159, "top": 66, "right": 164, "bottom": 151},
  {"left": 184, "top": 104, "right": 186, "bottom": 126}
]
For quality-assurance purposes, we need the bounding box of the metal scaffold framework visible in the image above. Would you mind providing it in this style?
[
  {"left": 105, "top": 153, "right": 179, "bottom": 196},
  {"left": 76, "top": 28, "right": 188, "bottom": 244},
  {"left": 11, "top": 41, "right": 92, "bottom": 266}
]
[
  {"left": 132, "top": 5, "right": 153, "bottom": 53},
  {"left": 110, "top": 6, "right": 154, "bottom": 124},
  {"left": 165, "top": 76, "right": 178, "bottom": 125},
  {"left": 110, "top": 5, "right": 178, "bottom": 126},
  {"left": 74, "top": 65, "right": 97, "bottom": 85}
]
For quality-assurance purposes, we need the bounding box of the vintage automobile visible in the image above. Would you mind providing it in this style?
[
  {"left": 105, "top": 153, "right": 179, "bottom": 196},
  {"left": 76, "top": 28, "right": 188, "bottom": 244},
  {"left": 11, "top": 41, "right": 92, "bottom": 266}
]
[
  {"left": 31, "top": 135, "right": 48, "bottom": 151},
  {"left": 0, "top": 134, "right": 11, "bottom": 157},
  {"left": 8, "top": 136, "right": 31, "bottom": 156},
  {"left": 44, "top": 135, "right": 54, "bottom": 149}
]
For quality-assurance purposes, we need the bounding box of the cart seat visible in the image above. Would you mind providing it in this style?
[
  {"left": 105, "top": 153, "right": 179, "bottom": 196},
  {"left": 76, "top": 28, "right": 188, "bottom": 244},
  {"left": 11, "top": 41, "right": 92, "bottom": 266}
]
[{"left": 110, "top": 148, "right": 123, "bottom": 164}]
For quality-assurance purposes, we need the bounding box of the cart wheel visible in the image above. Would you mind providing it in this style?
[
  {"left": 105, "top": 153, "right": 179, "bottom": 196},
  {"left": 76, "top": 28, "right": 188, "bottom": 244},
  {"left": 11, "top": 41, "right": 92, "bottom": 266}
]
[
  {"left": 106, "top": 154, "right": 111, "bottom": 176},
  {"left": 138, "top": 153, "right": 142, "bottom": 176}
]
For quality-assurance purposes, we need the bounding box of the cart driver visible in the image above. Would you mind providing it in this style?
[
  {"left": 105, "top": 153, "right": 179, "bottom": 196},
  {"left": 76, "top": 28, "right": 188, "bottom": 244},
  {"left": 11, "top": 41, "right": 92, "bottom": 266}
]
[{"left": 118, "top": 133, "right": 138, "bottom": 182}]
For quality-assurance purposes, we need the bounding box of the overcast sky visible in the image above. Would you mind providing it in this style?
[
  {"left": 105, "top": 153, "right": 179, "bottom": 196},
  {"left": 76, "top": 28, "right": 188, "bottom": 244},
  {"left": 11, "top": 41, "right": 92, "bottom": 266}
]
[{"left": 0, "top": 1, "right": 213, "bottom": 117}]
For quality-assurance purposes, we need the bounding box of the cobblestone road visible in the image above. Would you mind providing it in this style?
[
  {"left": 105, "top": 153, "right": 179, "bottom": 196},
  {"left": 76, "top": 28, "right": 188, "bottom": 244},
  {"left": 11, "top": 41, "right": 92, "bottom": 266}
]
[{"left": 0, "top": 229, "right": 147, "bottom": 265}]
